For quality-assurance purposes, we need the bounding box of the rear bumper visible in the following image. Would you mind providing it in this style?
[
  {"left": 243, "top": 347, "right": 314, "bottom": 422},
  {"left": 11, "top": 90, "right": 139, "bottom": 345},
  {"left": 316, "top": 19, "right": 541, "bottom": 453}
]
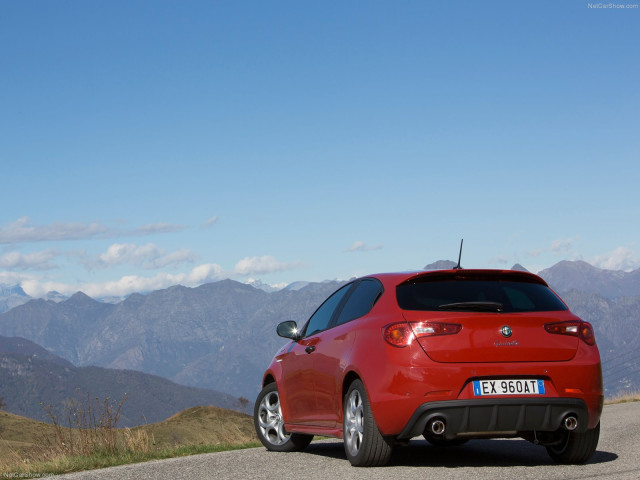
[{"left": 397, "top": 398, "right": 589, "bottom": 440}]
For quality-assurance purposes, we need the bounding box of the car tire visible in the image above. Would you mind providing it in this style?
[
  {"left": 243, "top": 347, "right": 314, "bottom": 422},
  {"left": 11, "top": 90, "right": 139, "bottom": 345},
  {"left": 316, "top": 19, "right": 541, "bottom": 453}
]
[
  {"left": 254, "top": 383, "right": 313, "bottom": 452},
  {"left": 546, "top": 422, "right": 600, "bottom": 464},
  {"left": 343, "top": 379, "right": 393, "bottom": 467}
]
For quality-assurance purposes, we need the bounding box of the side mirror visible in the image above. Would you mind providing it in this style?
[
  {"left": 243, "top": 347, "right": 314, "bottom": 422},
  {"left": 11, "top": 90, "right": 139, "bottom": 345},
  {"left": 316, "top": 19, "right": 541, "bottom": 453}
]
[{"left": 277, "top": 321, "right": 300, "bottom": 340}]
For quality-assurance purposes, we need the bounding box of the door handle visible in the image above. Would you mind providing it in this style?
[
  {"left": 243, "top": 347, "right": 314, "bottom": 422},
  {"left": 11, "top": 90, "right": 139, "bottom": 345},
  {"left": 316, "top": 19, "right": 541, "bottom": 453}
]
[{"left": 305, "top": 345, "right": 316, "bottom": 354}]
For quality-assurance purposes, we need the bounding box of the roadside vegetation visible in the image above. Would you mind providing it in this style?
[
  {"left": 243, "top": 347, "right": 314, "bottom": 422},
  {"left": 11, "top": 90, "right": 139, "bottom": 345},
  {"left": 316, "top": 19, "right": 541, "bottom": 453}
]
[
  {"left": 0, "top": 396, "right": 259, "bottom": 477},
  {"left": 2, "top": 389, "right": 638, "bottom": 476},
  {"left": 605, "top": 389, "right": 640, "bottom": 405}
]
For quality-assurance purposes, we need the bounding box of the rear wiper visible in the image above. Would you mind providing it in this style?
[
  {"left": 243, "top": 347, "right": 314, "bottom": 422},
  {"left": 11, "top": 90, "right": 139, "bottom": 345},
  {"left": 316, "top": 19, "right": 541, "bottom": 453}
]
[{"left": 437, "top": 301, "right": 503, "bottom": 312}]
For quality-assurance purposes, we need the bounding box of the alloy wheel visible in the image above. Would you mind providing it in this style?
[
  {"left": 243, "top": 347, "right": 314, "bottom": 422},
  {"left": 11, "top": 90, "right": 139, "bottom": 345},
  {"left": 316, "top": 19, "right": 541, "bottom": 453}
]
[
  {"left": 344, "top": 388, "right": 364, "bottom": 457},
  {"left": 257, "top": 390, "right": 289, "bottom": 446}
]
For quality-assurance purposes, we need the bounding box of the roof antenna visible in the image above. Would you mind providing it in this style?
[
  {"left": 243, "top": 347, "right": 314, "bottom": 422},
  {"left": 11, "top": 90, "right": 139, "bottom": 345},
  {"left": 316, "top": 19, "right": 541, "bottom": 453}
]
[{"left": 454, "top": 239, "right": 464, "bottom": 269}]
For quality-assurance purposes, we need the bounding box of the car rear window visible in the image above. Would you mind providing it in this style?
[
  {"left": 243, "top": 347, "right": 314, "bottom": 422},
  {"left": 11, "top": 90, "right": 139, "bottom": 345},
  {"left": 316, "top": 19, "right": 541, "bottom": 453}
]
[{"left": 396, "top": 279, "right": 567, "bottom": 313}]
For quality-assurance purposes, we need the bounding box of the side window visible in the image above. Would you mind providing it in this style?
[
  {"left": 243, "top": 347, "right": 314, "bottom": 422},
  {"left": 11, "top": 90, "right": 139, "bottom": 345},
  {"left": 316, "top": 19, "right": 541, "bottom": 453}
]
[
  {"left": 304, "top": 284, "right": 352, "bottom": 337},
  {"left": 336, "top": 279, "right": 383, "bottom": 326}
]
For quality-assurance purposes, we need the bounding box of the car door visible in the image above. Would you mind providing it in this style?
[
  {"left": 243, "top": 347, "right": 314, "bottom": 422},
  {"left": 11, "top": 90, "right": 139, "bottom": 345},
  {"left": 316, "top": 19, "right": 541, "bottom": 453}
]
[
  {"left": 312, "top": 279, "right": 384, "bottom": 427},
  {"left": 279, "top": 283, "right": 353, "bottom": 425}
]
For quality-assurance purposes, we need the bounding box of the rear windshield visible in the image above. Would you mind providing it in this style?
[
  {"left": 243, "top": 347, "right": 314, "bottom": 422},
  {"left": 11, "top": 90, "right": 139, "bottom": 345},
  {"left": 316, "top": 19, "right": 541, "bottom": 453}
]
[{"left": 396, "top": 279, "right": 567, "bottom": 313}]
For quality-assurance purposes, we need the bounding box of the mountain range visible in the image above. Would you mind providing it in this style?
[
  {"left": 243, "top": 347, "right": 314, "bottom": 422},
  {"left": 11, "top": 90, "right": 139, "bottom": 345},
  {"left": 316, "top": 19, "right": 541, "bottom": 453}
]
[
  {"left": 0, "top": 260, "right": 638, "bottom": 424},
  {"left": 538, "top": 260, "right": 640, "bottom": 298},
  {"left": 536, "top": 261, "right": 640, "bottom": 395},
  {"left": 0, "top": 335, "right": 244, "bottom": 427},
  {"left": 0, "top": 280, "right": 343, "bottom": 403}
]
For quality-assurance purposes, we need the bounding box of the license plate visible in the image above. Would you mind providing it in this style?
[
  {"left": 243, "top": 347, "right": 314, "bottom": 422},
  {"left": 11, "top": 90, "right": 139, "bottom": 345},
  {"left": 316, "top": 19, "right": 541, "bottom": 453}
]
[{"left": 473, "top": 379, "right": 545, "bottom": 396}]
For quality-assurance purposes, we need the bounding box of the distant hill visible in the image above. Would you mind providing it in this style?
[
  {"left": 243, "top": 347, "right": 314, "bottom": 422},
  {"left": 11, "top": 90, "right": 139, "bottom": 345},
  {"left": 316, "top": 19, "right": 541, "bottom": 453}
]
[
  {"left": 538, "top": 260, "right": 640, "bottom": 298},
  {"left": 424, "top": 260, "right": 457, "bottom": 270},
  {"left": 0, "top": 336, "right": 244, "bottom": 427},
  {"left": 0, "top": 285, "right": 30, "bottom": 314},
  {"left": 0, "top": 286, "right": 68, "bottom": 314},
  {"left": 0, "top": 335, "right": 73, "bottom": 367},
  {"left": 0, "top": 280, "right": 343, "bottom": 401},
  {"left": 43, "top": 291, "right": 68, "bottom": 303},
  {"left": 244, "top": 278, "right": 283, "bottom": 293}
]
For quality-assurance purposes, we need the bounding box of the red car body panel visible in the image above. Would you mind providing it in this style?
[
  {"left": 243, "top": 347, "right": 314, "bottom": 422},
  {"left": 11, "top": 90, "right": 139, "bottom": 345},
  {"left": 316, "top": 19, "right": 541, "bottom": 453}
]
[{"left": 262, "top": 269, "right": 603, "bottom": 439}]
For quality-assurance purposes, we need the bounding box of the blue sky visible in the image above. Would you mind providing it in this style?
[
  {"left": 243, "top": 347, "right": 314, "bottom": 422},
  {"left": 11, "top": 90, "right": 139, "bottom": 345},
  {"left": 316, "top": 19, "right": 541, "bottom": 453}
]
[{"left": 1, "top": 0, "right": 638, "bottom": 298}]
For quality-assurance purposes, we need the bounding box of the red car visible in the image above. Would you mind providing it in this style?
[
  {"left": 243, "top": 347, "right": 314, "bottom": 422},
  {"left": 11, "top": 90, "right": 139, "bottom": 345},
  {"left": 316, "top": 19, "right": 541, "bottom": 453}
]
[{"left": 254, "top": 269, "right": 603, "bottom": 467}]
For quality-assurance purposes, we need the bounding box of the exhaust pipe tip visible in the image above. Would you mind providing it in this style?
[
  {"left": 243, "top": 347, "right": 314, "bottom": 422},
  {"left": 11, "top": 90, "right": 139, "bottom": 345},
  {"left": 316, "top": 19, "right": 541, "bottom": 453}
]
[
  {"left": 430, "top": 418, "right": 446, "bottom": 435},
  {"left": 563, "top": 415, "right": 578, "bottom": 431}
]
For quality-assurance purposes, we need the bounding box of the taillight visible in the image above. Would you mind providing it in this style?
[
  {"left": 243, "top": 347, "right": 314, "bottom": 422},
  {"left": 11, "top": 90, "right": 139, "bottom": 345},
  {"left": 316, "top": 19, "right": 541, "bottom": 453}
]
[
  {"left": 383, "top": 323, "right": 413, "bottom": 347},
  {"left": 544, "top": 320, "right": 596, "bottom": 346},
  {"left": 383, "top": 321, "right": 462, "bottom": 348},
  {"left": 579, "top": 322, "right": 596, "bottom": 345},
  {"left": 410, "top": 321, "right": 462, "bottom": 337}
]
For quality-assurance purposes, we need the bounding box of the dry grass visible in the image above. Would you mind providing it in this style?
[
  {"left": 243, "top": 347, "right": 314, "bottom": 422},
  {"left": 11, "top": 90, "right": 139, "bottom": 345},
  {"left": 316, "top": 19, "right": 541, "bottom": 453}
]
[
  {"left": 146, "top": 406, "right": 256, "bottom": 448},
  {"left": 0, "top": 400, "right": 258, "bottom": 477},
  {"left": 38, "top": 394, "right": 126, "bottom": 457},
  {"left": 123, "top": 427, "right": 153, "bottom": 454},
  {"left": 0, "top": 410, "right": 58, "bottom": 462},
  {"left": 605, "top": 389, "right": 640, "bottom": 405}
]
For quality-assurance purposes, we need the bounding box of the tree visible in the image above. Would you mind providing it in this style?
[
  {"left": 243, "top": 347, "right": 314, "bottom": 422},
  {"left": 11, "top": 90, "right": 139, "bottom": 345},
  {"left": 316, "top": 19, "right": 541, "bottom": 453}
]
[{"left": 0, "top": 396, "right": 6, "bottom": 410}]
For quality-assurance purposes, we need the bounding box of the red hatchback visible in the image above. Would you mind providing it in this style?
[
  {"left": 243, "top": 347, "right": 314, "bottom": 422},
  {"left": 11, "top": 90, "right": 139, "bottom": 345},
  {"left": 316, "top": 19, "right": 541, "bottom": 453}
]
[{"left": 254, "top": 269, "right": 603, "bottom": 467}]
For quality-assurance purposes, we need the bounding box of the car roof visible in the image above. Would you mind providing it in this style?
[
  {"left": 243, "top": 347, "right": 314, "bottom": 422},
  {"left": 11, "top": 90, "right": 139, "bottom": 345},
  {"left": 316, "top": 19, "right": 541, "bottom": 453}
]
[{"left": 365, "top": 269, "right": 549, "bottom": 289}]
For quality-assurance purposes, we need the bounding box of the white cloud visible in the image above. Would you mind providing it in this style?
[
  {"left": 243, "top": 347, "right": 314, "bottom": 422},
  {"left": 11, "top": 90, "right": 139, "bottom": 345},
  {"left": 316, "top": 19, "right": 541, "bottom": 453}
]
[
  {"left": 550, "top": 237, "right": 576, "bottom": 255},
  {"left": 153, "top": 248, "right": 200, "bottom": 269},
  {"left": 234, "top": 255, "right": 304, "bottom": 275},
  {"left": 185, "top": 263, "right": 225, "bottom": 284},
  {"left": 17, "top": 253, "right": 303, "bottom": 299},
  {"left": 592, "top": 247, "right": 639, "bottom": 272},
  {"left": 0, "top": 271, "right": 34, "bottom": 286},
  {"left": 97, "top": 244, "right": 141, "bottom": 267},
  {"left": 204, "top": 216, "right": 219, "bottom": 228},
  {"left": 526, "top": 237, "right": 579, "bottom": 258},
  {"left": 345, "top": 241, "right": 383, "bottom": 253},
  {"left": 0, "top": 217, "right": 186, "bottom": 245},
  {"left": 0, "top": 217, "right": 107, "bottom": 244},
  {"left": 131, "top": 223, "right": 186, "bottom": 235},
  {"left": 86, "top": 243, "right": 199, "bottom": 270},
  {"left": 0, "top": 249, "right": 58, "bottom": 270},
  {"left": 20, "top": 262, "right": 227, "bottom": 299}
]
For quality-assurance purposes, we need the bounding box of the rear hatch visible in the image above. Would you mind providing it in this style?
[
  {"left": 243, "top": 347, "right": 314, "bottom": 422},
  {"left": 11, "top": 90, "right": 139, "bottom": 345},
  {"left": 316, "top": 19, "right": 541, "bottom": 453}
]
[{"left": 396, "top": 270, "right": 580, "bottom": 363}]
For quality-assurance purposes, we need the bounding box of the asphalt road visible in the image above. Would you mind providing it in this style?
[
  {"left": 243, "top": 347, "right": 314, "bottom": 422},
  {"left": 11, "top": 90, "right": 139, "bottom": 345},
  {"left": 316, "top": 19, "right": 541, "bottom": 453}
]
[{"left": 59, "top": 402, "right": 640, "bottom": 480}]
